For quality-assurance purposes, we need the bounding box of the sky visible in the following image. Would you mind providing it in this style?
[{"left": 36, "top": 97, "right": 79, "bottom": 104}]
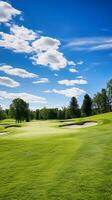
[{"left": 0, "top": 0, "right": 112, "bottom": 109}]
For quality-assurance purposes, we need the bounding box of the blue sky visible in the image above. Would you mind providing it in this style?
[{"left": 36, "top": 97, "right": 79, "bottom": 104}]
[{"left": 0, "top": 0, "right": 112, "bottom": 109}]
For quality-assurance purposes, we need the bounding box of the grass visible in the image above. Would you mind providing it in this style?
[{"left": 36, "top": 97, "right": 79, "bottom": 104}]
[{"left": 0, "top": 112, "right": 112, "bottom": 200}]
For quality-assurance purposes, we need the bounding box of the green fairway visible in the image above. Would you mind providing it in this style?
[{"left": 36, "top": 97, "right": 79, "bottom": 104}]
[{"left": 0, "top": 113, "right": 112, "bottom": 200}]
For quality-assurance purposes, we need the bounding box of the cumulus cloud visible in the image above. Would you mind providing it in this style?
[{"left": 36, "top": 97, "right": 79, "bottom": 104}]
[
  {"left": 0, "top": 1, "right": 21, "bottom": 23},
  {"left": 58, "top": 79, "right": 87, "bottom": 86},
  {"left": 33, "top": 78, "right": 49, "bottom": 84},
  {"left": 32, "top": 49, "right": 68, "bottom": 70},
  {"left": 44, "top": 87, "right": 85, "bottom": 97},
  {"left": 32, "top": 36, "right": 60, "bottom": 52},
  {"left": 0, "top": 76, "right": 20, "bottom": 87},
  {"left": 0, "top": 91, "right": 47, "bottom": 104},
  {"left": 0, "top": 25, "right": 37, "bottom": 53},
  {"left": 0, "top": 31, "right": 32, "bottom": 53},
  {"left": 10, "top": 24, "right": 37, "bottom": 41},
  {"left": 0, "top": 26, "right": 76, "bottom": 70},
  {"left": 69, "top": 68, "right": 78, "bottom": 73},
  {"left": 0, "top": 2, "right": 76, "bottom": 70},
  {"left": 0, "top": 65, "right": 38, "bottom": 78},
  {"left": 31, "top": 36, "right": 76, "bottom": 70}
]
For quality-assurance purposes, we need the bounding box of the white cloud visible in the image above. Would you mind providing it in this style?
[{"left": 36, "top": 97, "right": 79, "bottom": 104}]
[
  {"left": 77, "top": 61, "right": 84, "bottom": 65},
  {"left": 0, "top": 31, "right": 33, "bottom": 53},
  {"left": 0, "top": 76, "right": 20, "bottom": 87},
  {"left": 69, "top": 61, "right": 83, "bottom": 73},
  {"left": 0, "top": 25, "right": 37, "bottom": 53},
  {"left": 54, "top": 73, "right": 58, "bottom": 77},
  {"left": 66, "top": 61, "right": 76, "bottom": 66},
  {"left": 44, "top": 87, "right": 85, "bottom": 97},
  {"left": 0, "top": 91, "right": 47, "bottom": 104},
  {"left": 0, "top": 26, "right": 76, "bottom": 70},
  {"left": 0, "top": 1, "right": 76, "bottom": 71},
  {"left": 69, "top": 68, "right": 78, "bottom": 73},
  {"left": 0, "top": 65, "right": 38, "bottom": 78},
  {"left": 66, "top": 37, "right": 112, "bottom": 51},
  {"left": 33, "top": 78, "right": 49, "bottom": 84},
  {"left": 32, "top": 36, "right": 60, "bottom": 52},
  {"left": 31, "top": 36, "right": 76, "bottom": 70},
  {"left": 58, "top": 79, "right": 87, "bottom": 86},
  {"left": 32, "top": 50, "right": 68, "bottom": 70},
  {"left": 0, "top": 1, "right": 21, "bottom": 23},
  {"left": 90, "top": 43, "right": 112, "bottom": 51},
  {"left": 10, "top": 24, "right": 37, "bottom": 41},
  {"left": 77, "top": 76, "right": 83, "bottom": 79}
]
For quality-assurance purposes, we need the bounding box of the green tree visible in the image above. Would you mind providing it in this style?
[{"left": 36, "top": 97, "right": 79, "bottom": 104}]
[
  {"left": 57, "top": 109, "right": 63, "bottom": 119},
  {"left": 107, "top": 79, "right": 112, "bottom": 111},
  {"left": 10, "top": 98, "right": 29, "bottom": 123},
  {"left": 39, "top": 108, "right": 48, "bottom": 119},
  {"left": 93, "top": 89, "right": 109, "bottom": 113},
  {"left": 47, "top": 108, "right": 58, "bottom": 119},
  {"left": 0, "top": 106, "right": 5, "bottom": 120},
  {"left": 29, "top": 111, "right": 35, "bottom": 120},
  {"left": 81, "top": 94, "right": 92, "bottom": 116},
  {"left": 39, "top": 108, "right": 58, "bottom": 120},
  {"left": 35, "top": 109, "right": 39, "bottom": 119},
  {"left": 4, "top": 109, "right": 9, "bottom": 118},
  {"left": 63, "top": 107, "right": 72, "bottom": 119},
  {"left": 69, "top": 97, "right": 80, "bottom": 118}
]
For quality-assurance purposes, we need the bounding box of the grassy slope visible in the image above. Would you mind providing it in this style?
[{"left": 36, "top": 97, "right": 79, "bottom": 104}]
[{"left": 0, "top": 113, "right": 112, "bottom": 200}]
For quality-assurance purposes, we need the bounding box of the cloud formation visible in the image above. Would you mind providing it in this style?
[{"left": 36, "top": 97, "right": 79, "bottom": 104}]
[
  {"left": 0, "top": 25, "right": 37, "bottom": 53},
  {"left": 0, "top": 76, "right": 20, "bottom": 87},
  {"left": 33, "top": 78, "right": 49, "bottom": 84},
  {"left": 0, "top": 65, "right": 38, "bottom": 78},
  {"left": 69, "top": 68, "right": 78, "bottom": 73},
  {"left": 58, "top": 79, "right": 87, "bottom": 86},
  {"left": 0, "top": 1, "right": 21, "bottom": 23},
  {"left": 0, "top": 1, "right": 76, "bottom": 71},
  {"left": 44, "top": 87, "right": 85, "bottom": 97},
  {"left": 10, "top": 25, "right": 37, "bottom": 41},
  {"left": 31, "top": 36, "right": 76, "bottom": 70},
  {"left": 66, "top": 37, "right": 112, "bottom": 51},
  {"left": 32, "top": 36, "right": 60, "bottom": 52},
  {"left": 0, "top": 23, "right": 76, "bottom": 70},
  {"left": 32, "top": 50, "right": 69, "bottom": 70},
  {"left": 0, "top": 91, "right": 47, "bottom": 104},
  {"left": 77, "top": 76, "right": 83, "bottom": 79}
]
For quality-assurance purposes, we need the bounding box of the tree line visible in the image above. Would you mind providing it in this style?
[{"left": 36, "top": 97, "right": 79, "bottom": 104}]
[{"left": 0, "top": 79, "right": 112, "bottom": 122}]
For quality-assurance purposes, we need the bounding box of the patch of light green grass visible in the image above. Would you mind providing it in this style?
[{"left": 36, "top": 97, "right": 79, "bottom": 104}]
[{"left": 0, "top": 112, "right": 112, "bottom": 200}]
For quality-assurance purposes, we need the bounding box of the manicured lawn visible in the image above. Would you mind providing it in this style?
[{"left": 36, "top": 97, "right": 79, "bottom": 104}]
[{"left": 0, "top": 113, "right": 112, "bottom": 200}]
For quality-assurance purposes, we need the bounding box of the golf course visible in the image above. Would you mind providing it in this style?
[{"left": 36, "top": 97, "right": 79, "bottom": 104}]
[{"left": 0, "top": 112, "right": 112, "bottom": 200}]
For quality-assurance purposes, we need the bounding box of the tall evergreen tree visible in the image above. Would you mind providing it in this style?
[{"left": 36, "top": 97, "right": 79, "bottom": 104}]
[
  {"left": 93, "top": 89, "right": 109, "bottom": 113},
  {"left": 69, "top": 97, "right": 80, "bottom": 118},
  {"left": 81, "top": 94, "right": 92, "bottom": 116}
]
